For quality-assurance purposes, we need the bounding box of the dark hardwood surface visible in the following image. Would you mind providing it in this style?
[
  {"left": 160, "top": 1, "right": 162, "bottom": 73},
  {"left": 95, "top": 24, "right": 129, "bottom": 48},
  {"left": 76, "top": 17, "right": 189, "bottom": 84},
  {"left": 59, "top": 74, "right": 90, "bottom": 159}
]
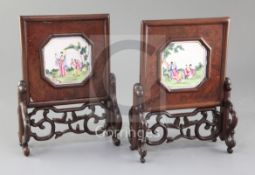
[
  {"left": 18, "top": 14, "right": 122, "bottom": 156},
  {"left": 129, "top": 17, "right": 237, "bottom": 163},
  {"left": 20, "top": 14, "right": 111, "bottom": 107},
  {"left": 140, "top": 17, "right": 229, "bottom": 111}
]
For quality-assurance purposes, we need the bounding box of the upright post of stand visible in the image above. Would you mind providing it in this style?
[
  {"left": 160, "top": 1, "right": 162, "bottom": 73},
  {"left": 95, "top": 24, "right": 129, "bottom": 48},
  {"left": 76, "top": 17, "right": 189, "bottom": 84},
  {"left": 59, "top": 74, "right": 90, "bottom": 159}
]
[{"left": 222, "top": 78, "right": 238, "bottom": 153}]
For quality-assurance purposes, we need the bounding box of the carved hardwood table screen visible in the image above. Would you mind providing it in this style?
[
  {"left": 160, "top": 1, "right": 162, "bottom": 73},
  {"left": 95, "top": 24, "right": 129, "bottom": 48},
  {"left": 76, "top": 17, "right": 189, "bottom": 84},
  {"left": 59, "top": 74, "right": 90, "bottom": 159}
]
[
  {"left": 129, "top": 17, "right": 238, "bottom": 163},
  {"left": 18, "top": 14, "right": 122, "bottom": 156}
]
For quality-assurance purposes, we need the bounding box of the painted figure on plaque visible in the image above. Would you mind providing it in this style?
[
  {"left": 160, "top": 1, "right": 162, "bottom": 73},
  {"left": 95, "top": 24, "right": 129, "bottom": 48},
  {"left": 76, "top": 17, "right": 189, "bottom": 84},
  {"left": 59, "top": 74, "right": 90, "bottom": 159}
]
[
  {"left": 160, "top": 41, "right": 207, "bottom": 90},
  {"left": 42, "top": 36, "right": 92, "bottom": 85}
]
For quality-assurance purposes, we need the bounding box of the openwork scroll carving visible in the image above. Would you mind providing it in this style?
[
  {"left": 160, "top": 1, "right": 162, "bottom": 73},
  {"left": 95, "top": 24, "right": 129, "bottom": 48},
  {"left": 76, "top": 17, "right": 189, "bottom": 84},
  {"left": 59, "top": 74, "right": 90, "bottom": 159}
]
[
  {"left": 18, "top": 73, "right": 122, "bottom": 156},
  {"left": 145, "top": 108, "right": 221, "bottom": 146},
  {"left": 129, "top": 78, "right": 238, "bottom": 163},
  {"left": 28, "top": 102, "right": 109, "bottom": 141}
]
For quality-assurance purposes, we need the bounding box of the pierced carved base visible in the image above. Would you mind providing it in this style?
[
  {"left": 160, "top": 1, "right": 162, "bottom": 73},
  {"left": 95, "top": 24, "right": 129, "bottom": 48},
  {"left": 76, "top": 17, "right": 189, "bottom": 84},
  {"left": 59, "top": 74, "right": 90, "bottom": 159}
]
[
  {"left": 18, "top": 73, "right": 122, "bottom": 156},
  {"left": 129, "top": 78, "right": 238, "bottom": 163}
]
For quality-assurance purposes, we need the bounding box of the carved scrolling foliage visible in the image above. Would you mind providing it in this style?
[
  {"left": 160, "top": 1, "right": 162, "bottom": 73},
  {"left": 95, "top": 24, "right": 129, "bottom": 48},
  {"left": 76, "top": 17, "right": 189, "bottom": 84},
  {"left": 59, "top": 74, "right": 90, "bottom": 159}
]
[
  {"left": 28, "top": 102, "right": 109, "bottom": 141},
  {"left": 144, "top": 108, "right": 221, "bottom": 146}
]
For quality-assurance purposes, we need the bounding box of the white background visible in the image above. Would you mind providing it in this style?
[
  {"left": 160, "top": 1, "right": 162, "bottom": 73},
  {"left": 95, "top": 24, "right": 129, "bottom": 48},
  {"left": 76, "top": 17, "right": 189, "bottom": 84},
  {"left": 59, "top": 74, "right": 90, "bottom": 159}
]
[
  {"left": 163, "top": 41, "right": 207, "bottom": 69},
  {"left": 0, "top": 0, "right": 254, "bottom": 175}
]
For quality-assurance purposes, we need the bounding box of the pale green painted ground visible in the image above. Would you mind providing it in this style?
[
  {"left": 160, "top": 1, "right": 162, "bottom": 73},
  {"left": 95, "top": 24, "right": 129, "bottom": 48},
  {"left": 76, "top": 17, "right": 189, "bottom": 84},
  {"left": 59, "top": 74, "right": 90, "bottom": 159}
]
[
  {"left": 47, "top": 68, "right": 90, "bottom": 85},
  {"left": 162, "top": 68, "right": 204, "bottom": 89}
]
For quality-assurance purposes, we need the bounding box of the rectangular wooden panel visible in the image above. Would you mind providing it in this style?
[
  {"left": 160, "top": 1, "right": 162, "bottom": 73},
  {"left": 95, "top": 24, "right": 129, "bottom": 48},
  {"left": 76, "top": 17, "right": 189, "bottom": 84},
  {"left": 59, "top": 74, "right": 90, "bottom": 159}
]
[
  {"left": 20, "top": 14, "right": 110, "bottom": 107},
  {"left": 140, "top": 17, "right": 229, "bottom": 111}
]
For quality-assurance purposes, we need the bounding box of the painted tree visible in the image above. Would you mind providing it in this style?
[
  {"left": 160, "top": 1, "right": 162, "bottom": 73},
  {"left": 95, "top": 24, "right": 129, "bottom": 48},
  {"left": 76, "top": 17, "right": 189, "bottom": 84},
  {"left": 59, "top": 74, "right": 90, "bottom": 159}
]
[
  {"left": 64, "top": 42, "right": 89, "bottom": 62},
  {"left": 163, "top": 43, "right": 184, "bottom": 59}
]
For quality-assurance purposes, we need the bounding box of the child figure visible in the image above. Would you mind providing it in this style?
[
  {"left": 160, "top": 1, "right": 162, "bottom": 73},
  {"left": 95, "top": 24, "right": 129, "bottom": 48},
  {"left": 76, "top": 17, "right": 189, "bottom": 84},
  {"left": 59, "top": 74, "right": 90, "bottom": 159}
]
[
  {"left": 74, "top": 59, "right": 82, "bottom": 76},
  {"left": 184, "top": 64, "right": 195, "bottom": 79},
  {"left": 71, "top": 58, "right": 76, "bottom": 76},
  {"left": 70, "top": 58, "right": 82, "bottom": 76}
]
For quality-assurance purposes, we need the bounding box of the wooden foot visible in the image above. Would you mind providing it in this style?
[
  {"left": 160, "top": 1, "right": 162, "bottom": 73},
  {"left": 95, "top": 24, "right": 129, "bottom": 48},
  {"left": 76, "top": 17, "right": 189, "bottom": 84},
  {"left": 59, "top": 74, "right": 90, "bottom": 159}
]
[
  {"left": 138, "top": 132, "right": 147, "bottom": 163},
  {"left": 23, "top": 144, "right": 30, "bottom": 157},
  {"left": 227, "top": 147, "right": 233, "bottom": 154},
  {"left": 140, "top": 157, "right": 146, "bottom": 163},
  {"left": 225, "top": 132, "right": 236, "bottom": 154},
  {"left": 112, "top": 136, "right": 121, "bottom": 146},
  {"left": 129, "top": 145, "right": 137, "bottom": 151},
  {"left": 139, "top": 145, "right": 147, "bottom": 163}
]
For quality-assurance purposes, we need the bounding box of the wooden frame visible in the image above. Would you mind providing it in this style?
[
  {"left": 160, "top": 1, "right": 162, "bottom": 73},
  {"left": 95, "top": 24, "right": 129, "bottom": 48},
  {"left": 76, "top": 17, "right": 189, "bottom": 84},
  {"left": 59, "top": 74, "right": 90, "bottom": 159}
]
[
  {"left": 140, "top": 17, "right": 230, "bottom": 111},
  {"left": 18, "top": 14, "right": 122, "bottom": 156},
  {"left": 20, "top": 14, "right": 111, "bottom": 107},
  {"left": 129, "top": 17, "right": 238, "bottom": 163}
]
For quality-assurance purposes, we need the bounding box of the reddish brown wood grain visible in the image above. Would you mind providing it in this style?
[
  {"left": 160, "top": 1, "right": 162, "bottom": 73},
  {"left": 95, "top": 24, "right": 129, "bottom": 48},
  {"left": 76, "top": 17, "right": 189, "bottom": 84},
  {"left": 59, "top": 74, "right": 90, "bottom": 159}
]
[
  {"left": 140, "top": 17, "right": 229, "bottom": 111},
  {"left": 20, "top": 14, "right": 111, "bottom": 107}
]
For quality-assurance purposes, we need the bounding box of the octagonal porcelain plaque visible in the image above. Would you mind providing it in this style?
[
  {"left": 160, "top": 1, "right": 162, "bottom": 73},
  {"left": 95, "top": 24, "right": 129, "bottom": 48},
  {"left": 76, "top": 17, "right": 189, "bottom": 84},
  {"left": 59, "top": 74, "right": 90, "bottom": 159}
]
[
  {"left": 41, "top": 35, "right": 92, "bottom": 87},
  {"left": 160, "top": 40, "right": 208, "bottom": 91}
]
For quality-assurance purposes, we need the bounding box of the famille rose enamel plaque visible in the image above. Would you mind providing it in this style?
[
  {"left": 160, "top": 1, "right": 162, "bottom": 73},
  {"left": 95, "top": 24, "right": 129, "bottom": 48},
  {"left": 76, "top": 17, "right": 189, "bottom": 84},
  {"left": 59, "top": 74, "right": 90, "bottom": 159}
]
[
  {"left": 41, "top": 35, "right": 92, "bottom": 87},
  {"left": 160, "top": 40, "right": 209, "bottom": 91}
]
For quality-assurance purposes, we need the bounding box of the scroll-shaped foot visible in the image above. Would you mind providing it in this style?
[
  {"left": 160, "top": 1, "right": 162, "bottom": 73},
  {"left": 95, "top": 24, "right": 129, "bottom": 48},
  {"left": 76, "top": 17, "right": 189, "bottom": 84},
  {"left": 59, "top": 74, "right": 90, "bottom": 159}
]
[
  {"left": 225, "top": 131, "right": 236, "bottom": 153},
  {"left": 139, "top": 145, "right": 147, "bottom": 163},
  {"left": 129, "top": 144, "right": 137, "bottom": 151},
  {"left": 23, "top": 144, "right": 30, "bottom": 157},
  {"left": 112, "top": 134, "right": 121, "bottom": 146},
  {"left": 111, "top": 116, "right": 121, "bottom": 146}
]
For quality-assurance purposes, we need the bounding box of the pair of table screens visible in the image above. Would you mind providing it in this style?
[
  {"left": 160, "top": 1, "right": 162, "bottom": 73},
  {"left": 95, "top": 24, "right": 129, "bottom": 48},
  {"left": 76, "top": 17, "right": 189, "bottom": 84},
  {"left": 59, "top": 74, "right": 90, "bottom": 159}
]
[{"left": 21, "top": 14, "right": 228, "bottom": 111}]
